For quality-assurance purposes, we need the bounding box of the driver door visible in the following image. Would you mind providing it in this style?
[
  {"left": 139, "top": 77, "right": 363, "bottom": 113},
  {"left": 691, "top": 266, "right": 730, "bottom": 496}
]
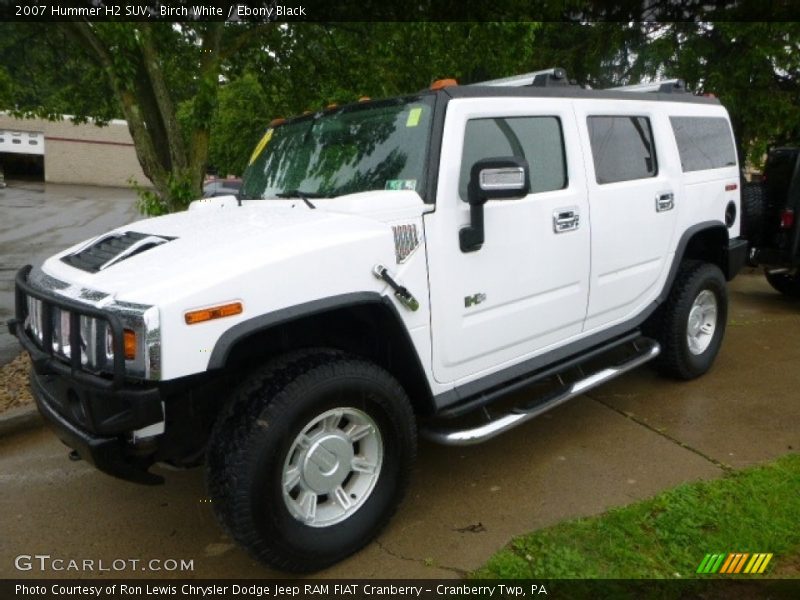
[{"left": 424, "top": 98, "right": 591, "bottom": 385}]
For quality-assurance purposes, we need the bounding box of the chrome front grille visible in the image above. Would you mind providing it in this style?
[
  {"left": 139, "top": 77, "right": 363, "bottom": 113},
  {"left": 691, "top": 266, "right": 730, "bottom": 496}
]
[{"left": 24, "top": 295, "right": 112, "bottom": 371}]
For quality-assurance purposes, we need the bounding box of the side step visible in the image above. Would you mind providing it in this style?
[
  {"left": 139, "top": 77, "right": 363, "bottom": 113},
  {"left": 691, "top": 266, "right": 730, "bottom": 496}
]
[{"left": 420, "top": 337, "right": 660, "bottom": 446}]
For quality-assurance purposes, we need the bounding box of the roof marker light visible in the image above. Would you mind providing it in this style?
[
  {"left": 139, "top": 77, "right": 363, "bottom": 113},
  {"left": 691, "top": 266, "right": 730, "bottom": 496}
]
[{"left": 430, "top": 78, "right": 458, "bottom": 90}]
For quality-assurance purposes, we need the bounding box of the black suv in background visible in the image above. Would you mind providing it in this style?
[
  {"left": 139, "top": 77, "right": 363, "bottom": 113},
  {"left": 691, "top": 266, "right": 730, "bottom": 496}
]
[{"left": 744, "top": 147, "right": 800, "bottom": 296}]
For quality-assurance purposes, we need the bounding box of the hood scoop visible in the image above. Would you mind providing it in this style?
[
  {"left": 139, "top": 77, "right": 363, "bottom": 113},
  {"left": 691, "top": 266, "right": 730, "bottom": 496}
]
[{"left": 61, "top": 231, "right": 175, "bottom": 273}]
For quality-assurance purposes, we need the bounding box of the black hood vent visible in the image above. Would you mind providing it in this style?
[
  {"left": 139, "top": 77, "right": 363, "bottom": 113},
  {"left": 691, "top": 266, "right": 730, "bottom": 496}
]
[{"left": 61, "top": 231, "right": 175, "bottom": 273}]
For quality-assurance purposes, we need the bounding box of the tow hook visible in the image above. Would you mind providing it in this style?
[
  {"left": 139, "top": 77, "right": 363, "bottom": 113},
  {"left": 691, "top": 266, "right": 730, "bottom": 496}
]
[
  {"left": 68, "top": 450, "right": 82, "bottom": 462},
  {"left": 373, "top": 265, "right": 420, "bottom": 312}
]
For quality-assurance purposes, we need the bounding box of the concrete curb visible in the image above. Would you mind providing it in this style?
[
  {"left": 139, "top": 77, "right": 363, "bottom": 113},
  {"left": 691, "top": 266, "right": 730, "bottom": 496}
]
[{"left": 0, "top": 404, "right": 43, "bottom": 439}]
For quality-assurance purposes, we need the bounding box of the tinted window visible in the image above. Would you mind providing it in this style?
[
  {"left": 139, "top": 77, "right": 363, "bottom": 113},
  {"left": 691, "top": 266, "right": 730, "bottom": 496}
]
[
  {"left": 242, "top": 96, "right": 435, "bottom": 200},
  {"left": 587, "top": 116, "right": 657, "bottom": 184},
  {"left": 459, "top": 117, "right": 567, "bottom": 200},
  {"left": 670, "top": 117, "right": 737, "bottom": 172}
]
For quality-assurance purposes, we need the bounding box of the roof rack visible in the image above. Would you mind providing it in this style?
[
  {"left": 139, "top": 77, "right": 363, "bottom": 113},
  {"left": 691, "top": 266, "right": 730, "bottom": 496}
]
[
  {"left": 467, "top": 69, "right": 692, "bottom": 96},
  {"left": 608, "top": 79, "right": 689, "bottom": 94},
  {"left": 470, "top": 67, "right": 572, "bottom": 88}
]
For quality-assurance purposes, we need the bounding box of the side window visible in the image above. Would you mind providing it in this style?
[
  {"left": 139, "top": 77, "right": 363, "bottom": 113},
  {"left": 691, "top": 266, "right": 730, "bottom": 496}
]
[
  {"left": 587, "top": 116, "right": 657, "bottom": 184},
  {"left": 458, "top": 116, "right": 567, "bottom": 200},
  {"left": 670, "top": 117, "right": 737, "bottom": 172}
]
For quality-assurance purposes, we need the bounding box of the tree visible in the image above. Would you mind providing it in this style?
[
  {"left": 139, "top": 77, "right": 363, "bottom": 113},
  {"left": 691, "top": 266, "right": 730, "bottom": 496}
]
[
  {"left": 202, "top": 73, "right": 271, "bottom": 178},
  {"left": 211, "top": 22, "right": 542, "bottom": 177},
  {"left": 0, "top": 20, "right": 276, "bottom": 213},
  {"left": 530, "top": 21, "right": 800, "bottom": 166},
  {"left": 62, "top": 22, "right": 226, "bottom": 214}
]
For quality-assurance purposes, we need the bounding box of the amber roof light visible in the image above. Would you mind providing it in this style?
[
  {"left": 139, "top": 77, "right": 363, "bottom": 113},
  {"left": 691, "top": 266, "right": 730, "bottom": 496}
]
[{"left": 430, "top": 78, "right": 458, "bottom": 91}]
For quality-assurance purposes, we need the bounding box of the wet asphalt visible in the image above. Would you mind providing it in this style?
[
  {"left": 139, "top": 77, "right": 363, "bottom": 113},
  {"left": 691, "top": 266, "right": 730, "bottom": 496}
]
[
  {"left": 0, "top": 182, "right": 798, "bottom": 579},
  {"left": 0, "top": 181, "right": 140, "bottom": 365}
]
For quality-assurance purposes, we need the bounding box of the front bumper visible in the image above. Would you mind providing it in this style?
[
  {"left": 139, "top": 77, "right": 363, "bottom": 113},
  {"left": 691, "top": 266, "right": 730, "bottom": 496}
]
[
  {"left": 30, "top": 369, "right": 164, "bottom": 484},
  {"left": 8, "top": 266, "right": 165, "bottom": 484}
]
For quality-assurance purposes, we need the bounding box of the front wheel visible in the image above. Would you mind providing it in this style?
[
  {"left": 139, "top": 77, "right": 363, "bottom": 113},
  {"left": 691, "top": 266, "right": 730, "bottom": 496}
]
[
  {"left": 649, "top": 261, "right": 728, "bottom": 380},
  {"left": 206, "top": 350, "right": 417, "bottom": 573},
  {"left": 765, "top": 269, "right": 800, "bottom": 298}
]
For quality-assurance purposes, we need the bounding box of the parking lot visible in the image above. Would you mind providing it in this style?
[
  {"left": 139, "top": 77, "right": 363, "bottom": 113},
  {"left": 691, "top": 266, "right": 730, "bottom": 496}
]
[
  {"left": 0, "top": 183, "right": 798, "bottom": 579},
  {"left": 0, "top": 181, "right": 140, "bottom": 364}
]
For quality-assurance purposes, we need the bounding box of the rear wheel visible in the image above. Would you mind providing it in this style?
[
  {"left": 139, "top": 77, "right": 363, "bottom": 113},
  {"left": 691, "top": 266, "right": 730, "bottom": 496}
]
[
  {"left": 765, "top": 269, "right": 800, "bottom": 298},
  {"left": 206, "top": 349, "right": 416, "bottom": 573},
  {"left": 648, "top": 261, "right": 728, "bottom": 380}
]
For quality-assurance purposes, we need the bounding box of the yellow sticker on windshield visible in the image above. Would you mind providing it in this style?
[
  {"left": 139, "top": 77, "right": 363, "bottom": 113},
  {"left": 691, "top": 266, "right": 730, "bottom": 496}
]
[
  {"left": 248, "top": 129, "right": 274, "bottom": 165},
  {"left": 406, "top": 107, "right": 422, "bottom": 127}
]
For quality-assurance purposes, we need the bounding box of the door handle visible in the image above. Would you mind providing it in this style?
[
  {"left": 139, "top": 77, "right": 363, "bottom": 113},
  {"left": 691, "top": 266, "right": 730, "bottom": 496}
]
[
  {"left": 656, "top": 192, "right": 675, "bottom": 212},
  {"left": 553, "top": 208, "right": 580, "bottom": 233}
]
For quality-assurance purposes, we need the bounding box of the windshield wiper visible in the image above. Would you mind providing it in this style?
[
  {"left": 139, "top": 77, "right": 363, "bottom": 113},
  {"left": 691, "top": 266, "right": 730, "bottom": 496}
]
[{"left": 276, "top": 189, "right": 325, "bottom": 209}]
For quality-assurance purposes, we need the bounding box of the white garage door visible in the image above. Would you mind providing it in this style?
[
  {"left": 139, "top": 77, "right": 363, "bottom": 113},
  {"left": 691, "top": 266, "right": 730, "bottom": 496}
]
[{"left": 0, "top": 130, "right": 45, "bottom": 155}]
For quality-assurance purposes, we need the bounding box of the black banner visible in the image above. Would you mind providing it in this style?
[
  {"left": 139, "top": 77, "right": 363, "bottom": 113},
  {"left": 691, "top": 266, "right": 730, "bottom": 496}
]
[
  {"left": 3, "top": 0, "right": 800, "bottom": 23},
  {"left": 3, "top": 579, "right": 800, "bottom": 600}
]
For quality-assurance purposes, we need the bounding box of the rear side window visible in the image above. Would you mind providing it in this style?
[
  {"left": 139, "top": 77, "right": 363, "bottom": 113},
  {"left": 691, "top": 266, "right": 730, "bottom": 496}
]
[
  {"left": 459, "top": 116, "right": 567, "bottom": 200},
  {"left": 587, "top": 116, "right": 657, "bottom": 184},
  {"left": 670, "top": 117, "right": 737, "bottom": 172}
]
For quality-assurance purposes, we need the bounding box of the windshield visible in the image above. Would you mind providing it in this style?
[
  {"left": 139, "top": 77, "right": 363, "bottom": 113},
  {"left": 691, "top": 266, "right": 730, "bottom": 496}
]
[{"left": 240, "top": 96, "right": 435, "bottom": 200}]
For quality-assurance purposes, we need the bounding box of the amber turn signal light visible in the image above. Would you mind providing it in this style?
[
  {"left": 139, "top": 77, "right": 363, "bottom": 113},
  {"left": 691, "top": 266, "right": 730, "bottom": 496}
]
[
  {"left": 185, "top": 302, "right": 243, "bottom": 325},
  {"left": 123, "top": 329, "right": 137, "bottom": 360}
]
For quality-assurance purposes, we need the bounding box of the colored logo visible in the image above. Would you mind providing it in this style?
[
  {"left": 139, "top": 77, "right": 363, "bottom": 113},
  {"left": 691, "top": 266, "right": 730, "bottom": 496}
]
[{"left": 696, "top": 553, "right": 773, "bottom": 574}]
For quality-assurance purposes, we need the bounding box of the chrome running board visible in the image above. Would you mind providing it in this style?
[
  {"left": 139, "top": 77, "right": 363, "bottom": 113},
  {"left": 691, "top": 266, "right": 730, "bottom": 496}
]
[{"left": 421, "top": 338, "right": 660, "bottom": 446}]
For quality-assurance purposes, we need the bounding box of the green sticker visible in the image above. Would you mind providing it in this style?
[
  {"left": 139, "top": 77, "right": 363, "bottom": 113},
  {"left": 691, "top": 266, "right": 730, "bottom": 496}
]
[
  {"left": 385, "top": 179, "right": 417, "bottom": 191},
  {"left": 406, "top": 107, "right": 422, "bottom": 127}
]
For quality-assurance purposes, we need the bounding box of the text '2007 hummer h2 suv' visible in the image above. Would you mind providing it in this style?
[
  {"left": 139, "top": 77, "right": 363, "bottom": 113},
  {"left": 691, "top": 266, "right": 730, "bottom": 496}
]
[{"left": 9, "top": 69, "right": 748, "bottom": 572}]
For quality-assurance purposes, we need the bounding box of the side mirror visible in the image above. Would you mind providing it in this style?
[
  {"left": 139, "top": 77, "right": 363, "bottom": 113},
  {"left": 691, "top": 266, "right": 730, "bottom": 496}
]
[{"left": 460, "top": 157, "right": 530, "bottom": 252}]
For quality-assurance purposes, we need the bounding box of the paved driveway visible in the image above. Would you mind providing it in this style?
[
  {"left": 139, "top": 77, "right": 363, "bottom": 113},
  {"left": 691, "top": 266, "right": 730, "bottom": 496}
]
[
  {"left": 0, "top": 181, "right": 140, "bottom": 364},
  {"left": 0, "top": 272, "right": 797, "bottom": 579}
]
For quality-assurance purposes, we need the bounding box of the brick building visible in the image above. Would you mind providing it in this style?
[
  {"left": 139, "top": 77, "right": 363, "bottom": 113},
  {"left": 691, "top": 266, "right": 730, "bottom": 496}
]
[{"left": 0, "top": 112, "right": 149, "bottom": 187}]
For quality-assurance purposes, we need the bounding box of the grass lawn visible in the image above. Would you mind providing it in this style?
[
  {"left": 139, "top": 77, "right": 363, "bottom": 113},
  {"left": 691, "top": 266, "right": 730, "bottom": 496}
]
[{"left": 475, "top": 453, "right": 800, "bottom": 579}]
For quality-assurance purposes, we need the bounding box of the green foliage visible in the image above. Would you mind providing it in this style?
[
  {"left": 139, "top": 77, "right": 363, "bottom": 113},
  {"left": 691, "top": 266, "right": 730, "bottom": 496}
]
[
  {"left": 129, "top": 171, "right": 198, "bottom": 216},
  {"left": 2, "top": 20, "right": 798, "bottom": 209},
  {"left": 0, "top": 66, "right": 11, "bottom": 107},
  {"left": 475, "top": 453, "right": 800, "bottom": 579},
  {"left": 237, "top": 23, "right": 541, "bottom": 114},
  {"left": 532, "top": 21, "right": 800, "bottom": 166},
  {"left": 0, "top": 23, "right": 118, "bottom": 123},
  {"left": 207, "top": 74, "right": 271, "bottom": 177}
]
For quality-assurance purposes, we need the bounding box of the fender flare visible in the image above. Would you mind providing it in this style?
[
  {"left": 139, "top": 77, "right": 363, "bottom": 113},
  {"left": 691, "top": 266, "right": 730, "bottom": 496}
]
[
  {"left": 207, "top": 292, "right": 384, "bottom": 370},
  {"left": 206, "top": 293, "right": 433, "bottom": 406}
]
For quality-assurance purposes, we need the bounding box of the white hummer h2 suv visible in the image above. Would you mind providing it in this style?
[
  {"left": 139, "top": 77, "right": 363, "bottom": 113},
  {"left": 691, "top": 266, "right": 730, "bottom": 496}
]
[{"left": 9, "top": 69, "right": 748, "bottom": 572}]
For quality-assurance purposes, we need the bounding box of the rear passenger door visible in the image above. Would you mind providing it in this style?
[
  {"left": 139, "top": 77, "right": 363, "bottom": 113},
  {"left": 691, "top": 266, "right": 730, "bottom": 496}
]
[{"left": 574, "top": 103, "right": 680, "bottom": 331}]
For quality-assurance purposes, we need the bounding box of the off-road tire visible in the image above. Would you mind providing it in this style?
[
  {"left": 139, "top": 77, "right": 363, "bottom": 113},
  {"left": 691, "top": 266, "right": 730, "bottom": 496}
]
[
  {"left": 206, "top": 349, "right": 416, "bottom": 573},
  {"left": 765, "top": 270, "right": 800, "bottom": 298},
  {"left": 648, "top": 261, "right": 728, "bottom": 380},
  {"left": 740, "top": 181, "right": 767, "bottom": 246}
]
